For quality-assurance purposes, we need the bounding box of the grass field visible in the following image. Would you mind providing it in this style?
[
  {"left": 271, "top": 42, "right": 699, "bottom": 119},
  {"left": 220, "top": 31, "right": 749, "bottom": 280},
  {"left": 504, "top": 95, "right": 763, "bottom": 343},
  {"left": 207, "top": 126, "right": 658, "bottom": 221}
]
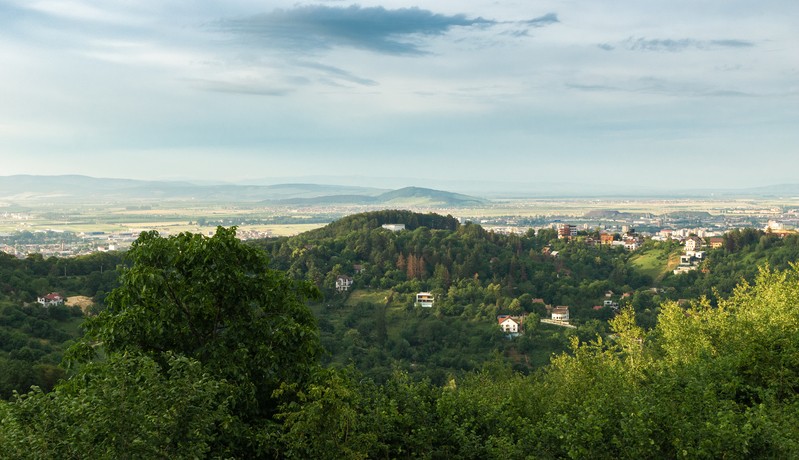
[
  {"left": 629, "top": 246, "right": 681, "bottom": 280},
  {"left": 345, "top": 289, "right": 393, "bottom": 306}
]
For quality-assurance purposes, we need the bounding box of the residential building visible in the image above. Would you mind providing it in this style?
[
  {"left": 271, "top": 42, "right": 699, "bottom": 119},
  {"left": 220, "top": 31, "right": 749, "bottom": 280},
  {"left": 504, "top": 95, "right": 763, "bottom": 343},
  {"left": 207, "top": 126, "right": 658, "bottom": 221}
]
[
  {"left": 623, "top": 236, "right": 641, "bottom": 251},
  {"left": 416, "top": 292, "right": 434, "bottom": 308},
  {"left": 37, "top": 292, "right": 64, "bottom": 307},
  {"left": 497, "top": 315, "right": 520, "bottom": 334},
  {"left": 685, "top": 237, "right": 703, "bottom": 252},
  {"left": 335, "top": 275, "right": 353, "bottom": 292},
  {"left": 382, "top": 224, "right": 406, "bottom": 232},
  {"left": 558, "top": 224, "right": 577, "bottom": 240},
  {"left": 551, "top": 306, "right": 570, "bottom": 322}
]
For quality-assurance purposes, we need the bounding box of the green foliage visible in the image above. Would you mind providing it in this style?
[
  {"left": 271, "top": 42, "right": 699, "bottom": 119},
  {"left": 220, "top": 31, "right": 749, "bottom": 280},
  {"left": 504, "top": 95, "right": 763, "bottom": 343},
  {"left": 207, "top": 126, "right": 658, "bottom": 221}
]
[
  {"left": 276, "top": 368, "right": 378, "bottom": 460},
  {"left": 0, "top": 304, "right": 83, "bottom": 398},
  {"left": 5, "top": 215, "right": 799, "bottom": 458},
  {"left": 0, "top": 353, "right": 233, "bottom": 459},
  {"left": 661, "top": 231, "right": 799, "bottom": 304},
  {"left": 75, "top": 227, "right": 321, "bottom": 422},
  {"left": 286, "top": 264, "right": 799, "bottom": 459}
]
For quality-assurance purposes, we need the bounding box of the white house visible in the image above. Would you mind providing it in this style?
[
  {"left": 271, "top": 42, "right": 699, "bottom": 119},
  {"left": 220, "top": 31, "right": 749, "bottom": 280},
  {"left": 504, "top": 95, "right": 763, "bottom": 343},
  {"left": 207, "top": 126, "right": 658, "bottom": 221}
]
[
  {"left": 382, "top": 224, "right": 406, "bottom": 232},
  {"left": 416, "top": 292, "right": 434, "bottom": 308},
  {"left": 335, "top": 275, "right": 353, "bottom": 292},
  {"left": 551, "top": 306, "right": 570, "bottom": 322},
  {"left": 623, "top": 236, "right": 641, "bottom": 251},
  {"left": 685, "top": 237, "right": 703, "bottom": 252},
  {"left": 37, "top": 292, "right": 64, "bottom": 307},
  {"left": 498, "top": 316, "right": 520, "bottom": 334}
]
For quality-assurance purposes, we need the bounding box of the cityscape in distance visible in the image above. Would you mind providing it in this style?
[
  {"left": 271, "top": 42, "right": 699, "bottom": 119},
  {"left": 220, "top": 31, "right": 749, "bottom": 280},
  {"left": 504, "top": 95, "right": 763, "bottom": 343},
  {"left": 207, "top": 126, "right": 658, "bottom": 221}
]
[{"left": 2, "top": 174, "right": 798, "bottom": 258}]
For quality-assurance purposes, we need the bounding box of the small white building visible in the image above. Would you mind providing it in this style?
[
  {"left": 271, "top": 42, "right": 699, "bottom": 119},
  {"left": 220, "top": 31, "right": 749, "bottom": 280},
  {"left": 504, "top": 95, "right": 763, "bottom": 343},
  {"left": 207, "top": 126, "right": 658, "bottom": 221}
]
[
  {"left": 551, "top": 306, "right": 570, "bottom": 322},
  {"left": 416, "top": 292, "right": 434, "bottom": 308},
  {"left": 382, "top": 224, "right": 406, "bottom": 232},
  {"left": 498, "top": 316, "right": 520, "bottom": 334},
  {"left": 335, "top": 275, "right": 353, "bottom": 292}
]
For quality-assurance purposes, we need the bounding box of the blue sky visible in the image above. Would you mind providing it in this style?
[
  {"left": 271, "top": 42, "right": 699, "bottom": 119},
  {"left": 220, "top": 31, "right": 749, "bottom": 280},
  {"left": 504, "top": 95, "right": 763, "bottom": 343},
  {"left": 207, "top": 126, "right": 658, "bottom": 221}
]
[{"left": 1, "top": 0, "right": 797, "bottom": 189}]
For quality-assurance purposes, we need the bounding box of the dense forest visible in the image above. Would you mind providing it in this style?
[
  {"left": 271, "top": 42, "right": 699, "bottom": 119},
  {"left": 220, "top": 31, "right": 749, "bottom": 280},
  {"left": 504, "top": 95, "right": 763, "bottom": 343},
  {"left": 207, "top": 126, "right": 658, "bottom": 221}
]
[
  {"left": 1, "top": 212, "right": 799, "bottom": 458},
  {"left": 252, "top": 211, "right": 799, "bottom": 381},
  {"left": 0, "top": 251, "right": 121, "bottom": 397}
]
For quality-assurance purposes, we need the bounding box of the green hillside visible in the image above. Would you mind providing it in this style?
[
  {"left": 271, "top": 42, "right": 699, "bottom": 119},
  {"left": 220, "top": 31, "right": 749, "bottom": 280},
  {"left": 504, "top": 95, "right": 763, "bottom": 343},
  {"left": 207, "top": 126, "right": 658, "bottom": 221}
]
[
  {"left": 628, "top": 243, "right": 681, "bottom": 281},
  {"left": 3, "top": 226, "right": 799, "bottom": 458}
]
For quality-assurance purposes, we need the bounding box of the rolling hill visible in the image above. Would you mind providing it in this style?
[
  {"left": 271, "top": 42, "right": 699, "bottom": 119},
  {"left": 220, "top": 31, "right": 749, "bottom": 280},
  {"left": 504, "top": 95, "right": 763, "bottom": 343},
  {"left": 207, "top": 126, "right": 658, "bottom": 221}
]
[{"left": 0, "top": 175, "right": 483, "bottom": 206}]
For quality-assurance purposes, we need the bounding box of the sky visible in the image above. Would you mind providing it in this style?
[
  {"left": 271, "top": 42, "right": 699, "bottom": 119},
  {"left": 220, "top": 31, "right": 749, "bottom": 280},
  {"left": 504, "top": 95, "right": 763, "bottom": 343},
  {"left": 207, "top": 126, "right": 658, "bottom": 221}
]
[{"left": 1, "top": 0, "right": 797, "bottom": 190}]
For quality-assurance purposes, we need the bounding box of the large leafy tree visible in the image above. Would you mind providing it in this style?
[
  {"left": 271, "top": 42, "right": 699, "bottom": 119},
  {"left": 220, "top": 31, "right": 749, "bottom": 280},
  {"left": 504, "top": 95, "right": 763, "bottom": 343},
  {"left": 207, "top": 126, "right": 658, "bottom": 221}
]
[{"left": 72, "top": 228, "right": 322, "bottom": 443}]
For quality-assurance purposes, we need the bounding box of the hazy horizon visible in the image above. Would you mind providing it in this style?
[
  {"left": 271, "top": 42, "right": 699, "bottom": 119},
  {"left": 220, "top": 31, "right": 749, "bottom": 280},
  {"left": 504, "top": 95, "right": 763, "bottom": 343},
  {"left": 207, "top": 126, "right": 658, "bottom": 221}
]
[{"left": 2, "top": 1, "right": 797, "bottom": 188}]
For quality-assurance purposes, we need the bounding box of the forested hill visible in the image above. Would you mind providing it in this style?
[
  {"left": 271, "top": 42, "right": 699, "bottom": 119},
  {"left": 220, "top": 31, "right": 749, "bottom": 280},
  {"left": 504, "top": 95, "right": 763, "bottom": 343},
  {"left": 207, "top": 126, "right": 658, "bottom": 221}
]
[
  {"left": 293, "top": 209, "right": 460, "bottom": 239},
  {"left": 3, "top": 223, "right": 799, "bottom": 457},
  {"left": 253, "top": 210, "right": 651, "bottom": 381},
  {"left": 255, "top": 209, "right": 647, "bottom": 313}
]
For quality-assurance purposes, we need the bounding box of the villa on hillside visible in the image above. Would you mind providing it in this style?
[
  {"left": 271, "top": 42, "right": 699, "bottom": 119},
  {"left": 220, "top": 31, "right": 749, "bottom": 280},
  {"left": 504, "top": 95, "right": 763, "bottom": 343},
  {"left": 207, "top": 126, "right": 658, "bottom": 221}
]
[
  {"left": 551, "top": 306, "right": 570, "bottom": 323},
  {"left": 497, "top": 315, "right": 523, "bottom": 336},
  {"left": 335, "top": 275, "right": 353, "bottom": 292},
  {"left": 685, "top": 236, "right": 703, "bottom": 252},
  {"left": 382, "top": 224, "right": 406, "bottom": 232},
  {"left": 416, "top": 292, "right": 434, "bottom": 308},
  {"left": 37, "top": 292, "right": 64, "bottom": 307}
]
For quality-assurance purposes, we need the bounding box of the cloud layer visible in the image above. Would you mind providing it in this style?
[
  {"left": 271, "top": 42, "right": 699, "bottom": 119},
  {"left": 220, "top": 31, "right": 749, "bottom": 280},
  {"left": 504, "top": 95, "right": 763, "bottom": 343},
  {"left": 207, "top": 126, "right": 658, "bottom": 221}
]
[
  {"left": 218, "top": 5, "right": 494, "bottom": 55},
  {"left": 1, "top": 1, "right": 797, "bottom": 188},
  {"left": 600, "top": 37, "right": 755, "bottom": 52}
]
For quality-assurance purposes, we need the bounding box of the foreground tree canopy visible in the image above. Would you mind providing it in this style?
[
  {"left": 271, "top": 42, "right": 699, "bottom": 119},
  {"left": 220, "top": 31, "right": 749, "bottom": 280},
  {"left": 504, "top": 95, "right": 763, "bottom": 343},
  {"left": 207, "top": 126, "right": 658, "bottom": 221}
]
[
  {"left": 2, "top": 227, "right": 798, "bottom": 459},
  {"left": 76, "top": 227, "right": 321, "bottom": 415},
  {"left": 2, "top": 228, "right": 322, "bottom": 458}
]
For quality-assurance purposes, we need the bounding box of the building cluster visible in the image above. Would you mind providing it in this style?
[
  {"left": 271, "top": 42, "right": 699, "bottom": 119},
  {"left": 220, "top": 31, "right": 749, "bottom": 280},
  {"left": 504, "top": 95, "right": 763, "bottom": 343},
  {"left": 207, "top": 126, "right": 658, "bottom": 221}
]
[
  {"left": 0, "top": 227, "right": 280, "bottom": 259},
  {"left": 557, "top": 223, "right": 643, "bottom": 251},
  {"left": 673, "top": 237, "right": 707, "bottom": 275}
]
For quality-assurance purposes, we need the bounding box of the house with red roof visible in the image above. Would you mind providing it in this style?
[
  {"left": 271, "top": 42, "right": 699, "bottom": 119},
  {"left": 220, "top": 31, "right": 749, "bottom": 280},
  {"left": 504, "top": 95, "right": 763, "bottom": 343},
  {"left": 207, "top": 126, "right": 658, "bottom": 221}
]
[{"left": 37, "top": 292, "right": 64, "bottom": 307}]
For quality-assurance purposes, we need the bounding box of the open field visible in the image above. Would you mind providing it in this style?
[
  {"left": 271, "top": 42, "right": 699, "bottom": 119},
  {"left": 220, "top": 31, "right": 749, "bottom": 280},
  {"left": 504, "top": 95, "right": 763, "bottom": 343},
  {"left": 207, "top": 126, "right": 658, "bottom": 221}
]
[
  {"left": 2, "top": 197, "right": 798, "bottom": 237},
  {"left": 345, "top": 289, "right": 396, "bottom": 307},
  {"left": 629, "top": 247, "right": 681, "bottom": 281},
  {"left": 0, "top": 201, "right": 330, "bottom": 236}
]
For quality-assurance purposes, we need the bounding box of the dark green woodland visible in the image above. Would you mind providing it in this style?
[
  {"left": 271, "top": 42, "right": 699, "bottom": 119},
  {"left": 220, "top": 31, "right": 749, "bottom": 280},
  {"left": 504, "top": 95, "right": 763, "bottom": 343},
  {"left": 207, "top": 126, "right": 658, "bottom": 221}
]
[{"left": 2, "top": 211, "right": 799, "bottom": 458}]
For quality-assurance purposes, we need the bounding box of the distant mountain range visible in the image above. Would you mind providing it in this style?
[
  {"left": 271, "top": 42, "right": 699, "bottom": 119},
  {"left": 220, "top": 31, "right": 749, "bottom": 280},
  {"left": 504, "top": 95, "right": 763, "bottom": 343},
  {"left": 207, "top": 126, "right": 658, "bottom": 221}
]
[
  {"left": 1, "top": 174, "right": 797, "bottom": 206},
  {"left": 266, "top": 186, "right": 486, "bottom": 206},
  {"left": 238, "top": 175, "right": 799, "bottom": 199},
  {"left": 0, "top": 175, "right": 486, "bottom": 207}
]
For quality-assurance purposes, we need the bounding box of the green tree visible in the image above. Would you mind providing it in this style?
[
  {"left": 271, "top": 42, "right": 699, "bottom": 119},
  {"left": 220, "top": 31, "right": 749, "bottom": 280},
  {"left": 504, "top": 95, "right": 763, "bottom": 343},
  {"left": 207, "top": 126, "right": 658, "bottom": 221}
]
[
  {"left": 0, "top": 353, "right": 233, "bottom": 459},
  {"left": 70, "top": 227, "right": 322, "bottom": 453}
]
